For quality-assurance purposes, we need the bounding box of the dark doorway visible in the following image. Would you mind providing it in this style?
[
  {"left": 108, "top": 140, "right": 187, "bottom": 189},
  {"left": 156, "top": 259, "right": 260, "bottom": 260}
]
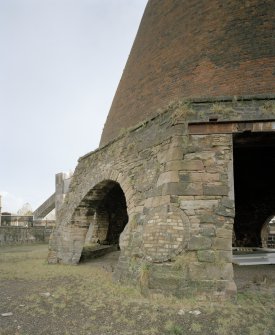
[
  {"left": 100, "top": 182, "right": 128, "bottom": 245},
  {"left": 233, "top": 132, "right": 275, "bottom": 247},
  {"left": 78, "top": 180, "right": 128, "bottom": 263}
]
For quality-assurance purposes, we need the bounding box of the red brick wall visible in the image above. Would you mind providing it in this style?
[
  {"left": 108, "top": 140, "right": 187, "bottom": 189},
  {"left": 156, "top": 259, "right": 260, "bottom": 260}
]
[{"left": 100, "top": 0, "right": 275, "bottom": 146}]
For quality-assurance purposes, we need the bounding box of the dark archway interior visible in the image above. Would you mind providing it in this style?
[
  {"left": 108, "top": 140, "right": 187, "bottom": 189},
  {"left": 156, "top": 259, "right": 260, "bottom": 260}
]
[
  {"left": 233, "top": 132, "right": 275, "bottom": 247},
  {"left": 100, "top": 183, "right": 128, "bottom": 245},
  {"left": 79, "top": 181, "right": 128, "bottom": 263}
]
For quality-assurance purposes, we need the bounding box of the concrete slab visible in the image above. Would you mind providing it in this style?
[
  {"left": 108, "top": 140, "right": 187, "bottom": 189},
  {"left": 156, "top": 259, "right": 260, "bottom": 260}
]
[{"left": 233, "top": 251, "right": 275, "bottom": 266}]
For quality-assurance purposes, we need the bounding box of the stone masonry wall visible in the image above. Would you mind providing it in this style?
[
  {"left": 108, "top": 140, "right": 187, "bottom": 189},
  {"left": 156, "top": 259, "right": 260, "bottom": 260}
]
[
  {"left": 115, "top": 131, "right": 235, "bottom": 298},
  {"left": 49, "top": 99, "right": 275, "bottom": 298},
  {"left": 0, "top": 226, "right": 52, "bottom": 246}
]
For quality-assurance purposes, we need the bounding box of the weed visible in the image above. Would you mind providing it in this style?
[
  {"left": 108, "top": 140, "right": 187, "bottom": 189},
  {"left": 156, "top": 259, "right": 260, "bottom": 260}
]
[
  {"left": 141, "top": 326, "right": 159, "bottom": 335},
  {"left": 118, "top": 127, "right": 128, "bottom": 136},
  {"left": 130, "top": 215, "right": 138, "bottom": 229},
  {"left": 139, "top": 262, "right": 150, "bottom": 288},
  {"left": 169, "top": 100, "right": 195, "bottom": 125},
  {"left": 127, "top": 142, "right": 136, "bottom": 152},
  {"left": 172, "top": 255, "right": 186, "bottom": 270},
  {"left": 191, "top": 322, "right": 202, "bottom": 332},
  {"left": 260, "top": 101, "right": 275, "bottom": 116},
  {"left": 210, "top": 103, "right": 234, "bottom": 119},
  {"left": 164, "top": 320, "right": 183, "bottom": 335}
]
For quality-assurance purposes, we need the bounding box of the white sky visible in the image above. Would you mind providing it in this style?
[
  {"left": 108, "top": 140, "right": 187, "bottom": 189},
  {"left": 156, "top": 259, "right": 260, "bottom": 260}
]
[{"left": 0, "top": 0, "right": 147, "bottom": 213}]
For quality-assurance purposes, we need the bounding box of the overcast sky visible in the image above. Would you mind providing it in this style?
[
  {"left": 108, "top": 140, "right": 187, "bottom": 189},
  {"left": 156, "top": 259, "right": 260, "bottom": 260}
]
[{"left": 0, "top": 0, "right": 147, "bottom": 213}]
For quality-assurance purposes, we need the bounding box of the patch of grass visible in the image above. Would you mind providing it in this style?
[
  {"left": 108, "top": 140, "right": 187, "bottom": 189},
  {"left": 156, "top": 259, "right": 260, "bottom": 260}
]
[
  {"left": 260, "top": 101, "right": 275, "bottom": 116},
  {"left": 172, "top": 255, "right": 186, "bottom": 270},
  {"left": 164, "top": 320, "right": 184, "bottom": 335},
  {"left": 191, "top": 322, "right": 202, "bottom": 332},
  {"left": 139, "top": 262, "right": 150, "bottom": 295},
  {"left": 169, "top": 100, "right": 195, "bottom": 125},
  {"left": 1, "top": 245, "right": 275, "bottom": 335},
  {"left": 210, "top": 103, "right": 234, "bottom": 119},
  {"left": 141, "top": 326, "right": 159, "bottom": 335}
]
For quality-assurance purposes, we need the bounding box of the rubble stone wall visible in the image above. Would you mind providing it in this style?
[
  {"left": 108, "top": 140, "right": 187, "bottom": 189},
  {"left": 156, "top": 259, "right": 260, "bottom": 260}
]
[
  {"left": 0, "top": 226, "right": 52, "bottom": 245},
  {"left": 47, "top": 100, "right": 269, "bottom": 298},
  {"left": 49, "top": 100, "right": 275, "bottom": 298}
]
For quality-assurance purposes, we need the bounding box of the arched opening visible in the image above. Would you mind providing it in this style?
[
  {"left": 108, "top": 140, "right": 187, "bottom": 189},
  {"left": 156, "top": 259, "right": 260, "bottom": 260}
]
[
  {"left": 92, "top": 181, "right": 128, "bottom": 246},
  {"left": 233, "top": 132, "right": 275, "bottom": 249},
  {"left": 74, "top": 180, "right": 128, "bottom": 264},
  {"left": 261, "top": 215, "right": 275, "bottom": 249},
  {"left": 232, "top": 132, "right": 275, "bottom": 290}
]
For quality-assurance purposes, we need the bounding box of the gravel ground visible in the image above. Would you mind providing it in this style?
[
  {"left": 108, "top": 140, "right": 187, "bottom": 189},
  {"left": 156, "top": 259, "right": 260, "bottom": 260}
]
[{"left": 1, "top": 244, "right": 275, "bottom": 335}]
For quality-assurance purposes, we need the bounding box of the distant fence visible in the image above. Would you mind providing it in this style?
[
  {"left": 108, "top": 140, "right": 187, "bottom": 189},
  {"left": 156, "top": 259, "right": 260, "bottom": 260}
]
[{"left": 0, "top": 226, "right": 53, "bottom": 246}]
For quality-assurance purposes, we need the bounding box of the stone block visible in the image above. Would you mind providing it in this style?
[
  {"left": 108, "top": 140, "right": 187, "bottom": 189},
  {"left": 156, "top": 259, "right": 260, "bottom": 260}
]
[
  {"left": 165, "top": 160, "right": 183, "bottom": 171},
  {"left": 216, "top": 228, "right": 233, "bottom": 239},
  {"left": 170, "top": 195, "right": 179, "bottom": 204},
  {"left": 200, "top": 226, "right": 216, "bottom": 237},
  {"left": 189, "top": 216, "right": 200, "bottom": 225},
  {"left": 179, "top": 172, "right": 190, "bottom": 182},
  {"left": 221, "top": 198, "right": 234, "bottom": 209},
  {"left": 205, "top": 164, "right": 228, "bottom": 173},
  {"left": 144, "top": 186, "right": 162, "bottom": 198},
  {"left": 189, "top": 135, "right": 213, "bottom": 149},
  {"left": 197, "top": 250, "right": 215, "bottom": 262},
  {"left": 188, "top": 236, "right": 212, "bottom": 250},
  {"left": 157, "top": 147, "right": 184, "bottom": 163},
  {"left": 180, "top": 199, "right": 218, "bottom": 212},
  {"left": 215, "top": 204, "right": 235, "bottom": 217},
  {"left": 149, "top": 264, "right": 186, "bottom": 292},
  {"left": 162, "top": 182, "right": 203, "bottom": 196},
  {"left": 165, "top": 160, "right": 204, "bottom": 171},
  {"left": 216, "top": 251, "right": 232, "bottom": 263},
  {"left": 211, "top": 135, "right": 232, "bottom": 147},
  {"left": 144, "top": 195, "right": 170, "bottom": 208},
  {"left": 181, "top": 172, "right": 220, "bottom": 182},
  {"left": 157, "top": 171, "right": 179, "bottom": 186},
  {"left": 189, "top": 262, "right": 233, "bottom": 281},
  {"left": 213, "top": 237, "right": 232, "bottom": 251},
  {"left": 199, "top": 213, "right": 217, "bottom": 223},
  {"left": 203, "top": 184, "right": 229, "bottom": 196},
  {"left": 184, "top": 151, "right": 215, "bottom": 161},
  {"left": 181, "top": 160, "right": 205, "bottom": 171},
  {"left": 171, "top": 136, "right": 187, "bottom": 148}
]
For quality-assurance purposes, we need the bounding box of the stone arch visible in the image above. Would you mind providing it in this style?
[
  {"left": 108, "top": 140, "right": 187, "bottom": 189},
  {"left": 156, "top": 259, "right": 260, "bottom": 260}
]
[
  {"left": 261, "top": 215, "right": 275, "bottom": 249},
  {"left": 48, "top": 156, "right": 139, "bottom": 265},
  {"left": 75, "top": 169, "right": 136, "bottom": 215}
]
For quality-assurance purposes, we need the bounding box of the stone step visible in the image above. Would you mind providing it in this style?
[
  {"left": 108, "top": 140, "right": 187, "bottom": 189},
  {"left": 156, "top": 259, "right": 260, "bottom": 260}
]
[{"left": 80, "top": 244, "right": 119, "bottom": 261}]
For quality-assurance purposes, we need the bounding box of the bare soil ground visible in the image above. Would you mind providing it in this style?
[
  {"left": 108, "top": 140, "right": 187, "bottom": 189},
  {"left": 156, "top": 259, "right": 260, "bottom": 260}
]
[{"left": 1, "top": 244, "right": 275, "bottom": 335}]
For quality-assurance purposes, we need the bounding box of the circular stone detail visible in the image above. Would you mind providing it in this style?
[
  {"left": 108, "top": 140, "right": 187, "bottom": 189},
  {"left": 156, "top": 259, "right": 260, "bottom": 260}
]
[{"left": 142, "top": 205, "right": 189, "bottom": 262}]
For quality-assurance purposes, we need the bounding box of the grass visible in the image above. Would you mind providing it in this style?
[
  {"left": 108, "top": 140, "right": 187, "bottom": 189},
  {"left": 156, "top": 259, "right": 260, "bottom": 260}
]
[
  {"left": 164, "top": 320, "right": 184, "bottom": 335},
  {"left": 1, "top": 244, "right": 275, "bottom": 335}
]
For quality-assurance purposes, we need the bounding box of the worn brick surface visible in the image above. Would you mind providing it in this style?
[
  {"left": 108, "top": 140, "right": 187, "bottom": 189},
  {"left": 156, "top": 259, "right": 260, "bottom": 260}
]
[{"left": 100, "top": 0, "right": 275, "bottom": 145}]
